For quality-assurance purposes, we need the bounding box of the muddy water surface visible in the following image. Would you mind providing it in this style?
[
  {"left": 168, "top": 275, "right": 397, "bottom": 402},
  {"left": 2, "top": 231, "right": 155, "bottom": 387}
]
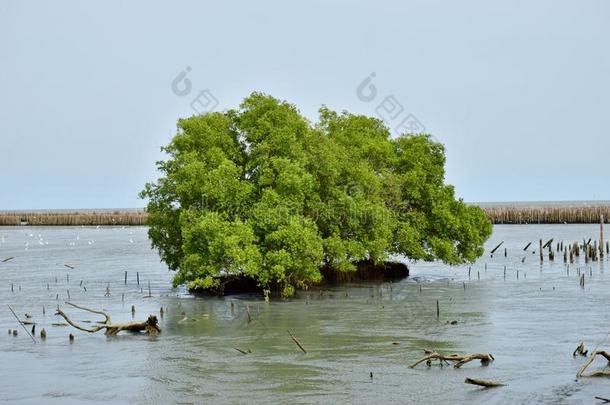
[{"left": 1, "top": 225, "right": 609, "bottom": 404}]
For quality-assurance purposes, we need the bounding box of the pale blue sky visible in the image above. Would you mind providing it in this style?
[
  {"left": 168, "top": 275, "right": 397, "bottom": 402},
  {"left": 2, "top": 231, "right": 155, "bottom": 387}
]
[{"left": 1, "top": 0, "right": 609, "bottom": 209}]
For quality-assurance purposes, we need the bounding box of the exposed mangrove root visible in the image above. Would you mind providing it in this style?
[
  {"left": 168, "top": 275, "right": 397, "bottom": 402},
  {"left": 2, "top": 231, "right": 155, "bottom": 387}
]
[
  {"left": 55, "top": 302, "right": 160, "bottom": 336},
  {"left": 464, "top": 377, "right": 505, "bottom": 388},
  {"left": 410, "top": 350, "right": 494, "bottom": 369},
  {"left": 577, "top": 350, "right": 610, "bottom": 378}
]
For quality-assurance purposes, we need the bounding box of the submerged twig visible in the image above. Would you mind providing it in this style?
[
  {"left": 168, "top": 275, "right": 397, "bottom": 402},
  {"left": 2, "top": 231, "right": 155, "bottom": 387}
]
[
  {"left": 288, "top": 330, "right": 307, "bottom": 354},
  {"left": 7, "top": 305, "right": 36, "bottom": 343}
]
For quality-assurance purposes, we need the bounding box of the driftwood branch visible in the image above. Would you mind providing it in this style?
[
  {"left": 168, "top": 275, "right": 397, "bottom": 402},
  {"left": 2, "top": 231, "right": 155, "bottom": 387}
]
[
  {"left": 55, "top": 302, "right": 160, "bottom": 336},
  {"left": 453, "top": 353, "right": 495, "bottom": 368},
  {"left": 288, "top": 330, "right": 307, "bottom": 354},
  {"left": 409, "top": 351, "right": 464, "bottom": 368},
  {"left": 464, "top": 377, "right": 505, "bottom": 387},
  {"left": 410, "top": 350, "right": 494, "bottom": 369},
  {"left": 578, "top": 350, "right": 610, "bottom": 378}
]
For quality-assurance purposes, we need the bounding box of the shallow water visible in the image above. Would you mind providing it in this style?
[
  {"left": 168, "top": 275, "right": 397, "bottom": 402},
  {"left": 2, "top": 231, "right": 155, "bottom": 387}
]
[{"left": 1, "top": 225, "right": 610, "bottom": 404}]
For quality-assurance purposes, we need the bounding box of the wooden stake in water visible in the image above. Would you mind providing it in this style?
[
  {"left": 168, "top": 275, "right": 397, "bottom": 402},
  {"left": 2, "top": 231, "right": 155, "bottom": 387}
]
[
  {"left": 136, "top": 272, "right": 140, "bottom": 285},
  {"left": 436, "top": 299, "right": 440, "bottom": 318},
  {"left": 124, "top": 271, "right": 127, "bottom": 285},
  {"left": 599, "top": 214, "right": 604, "bottom": 258}
]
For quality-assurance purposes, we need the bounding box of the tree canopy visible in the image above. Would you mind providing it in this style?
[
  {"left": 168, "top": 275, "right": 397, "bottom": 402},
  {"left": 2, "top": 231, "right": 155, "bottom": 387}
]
[{"left": 140, "top": 92, "right": 492, "bottom": 296}]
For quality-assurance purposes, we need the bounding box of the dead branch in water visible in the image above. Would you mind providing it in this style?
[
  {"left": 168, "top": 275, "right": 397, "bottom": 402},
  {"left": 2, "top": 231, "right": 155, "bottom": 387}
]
[
  {"left": 595, "top": 396, "right": 610, "bottom": 403},
  {"left": 55, "top": 302, "right": 160, "bottom": 336},
  {"left": 578, "top": 350, "right": 610, "bottom": 378},
  {"left": 454, "top": 353, "right": 494, "bottom": 368},
  {"left": 464, "top": 377, "right": 505, "bottom": 387},
  {"left": 7, "top": 305, "right": 36, "bottom": 343},
  {"left": 409, "top": 351, "right": 464, "bottom": 368},
  {"left": 490, "top": 241, "right": 504, "bottom": 254},
  {"left": 410, "top": 350, "right": 494, "bottom": 369},
  {"left": 288, "top": 330, "right": 307, "bottom": 354}
]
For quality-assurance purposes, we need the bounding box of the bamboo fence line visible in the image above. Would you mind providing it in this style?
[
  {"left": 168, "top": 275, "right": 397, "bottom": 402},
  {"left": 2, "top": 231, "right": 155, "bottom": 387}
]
[
  {"left": 482, "top": 205, "right": 610, "bottom": 224},
  {"left": 0, "top": 211, "right": 147, "bottom": 226},
  {"left": 2, "top": 204, "right": 610, "bottom": 226}
]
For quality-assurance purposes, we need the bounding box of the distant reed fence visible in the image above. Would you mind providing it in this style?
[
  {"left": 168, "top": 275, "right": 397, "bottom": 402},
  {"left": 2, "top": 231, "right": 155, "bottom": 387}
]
[
  {"left": 2, "top": 205, "right": 610, "bottom": 226},
  {"left": 482, "top": 206, "right": 610, "bottom": 224},
  {"left": 0, "top": 211, "right": 148, "bottom": 226}
]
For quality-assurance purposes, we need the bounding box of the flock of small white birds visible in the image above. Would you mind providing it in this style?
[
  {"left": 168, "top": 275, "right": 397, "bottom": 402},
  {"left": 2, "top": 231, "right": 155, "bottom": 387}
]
[{"left": 0, "top": 226, "right": 137, "bottom": 251}]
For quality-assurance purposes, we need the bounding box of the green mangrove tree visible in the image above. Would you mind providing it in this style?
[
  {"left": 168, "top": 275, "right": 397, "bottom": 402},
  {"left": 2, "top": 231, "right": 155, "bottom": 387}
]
[{"left": 141, "top": 93, "right": 492, "bottom": 296}]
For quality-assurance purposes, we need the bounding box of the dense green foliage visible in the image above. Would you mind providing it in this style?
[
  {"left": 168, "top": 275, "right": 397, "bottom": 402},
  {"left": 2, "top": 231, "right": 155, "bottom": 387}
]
[{"left": 141, "top": 93, "right": 492, "bottom": 296}]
